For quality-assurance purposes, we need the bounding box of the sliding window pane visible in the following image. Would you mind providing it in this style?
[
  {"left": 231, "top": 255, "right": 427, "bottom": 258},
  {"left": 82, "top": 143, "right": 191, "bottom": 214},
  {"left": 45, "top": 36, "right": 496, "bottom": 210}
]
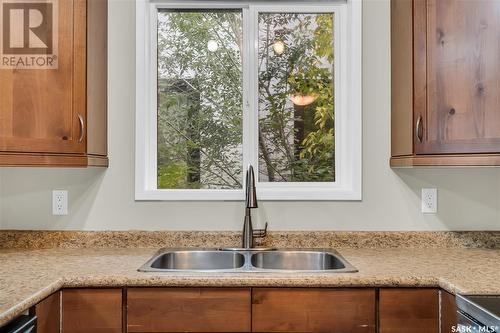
[
  {"left": 258, "top": 13, "right": 335, "bottom": 182},
  {"left": 157, "top": 10, "right": 243, "bottom": 189}
]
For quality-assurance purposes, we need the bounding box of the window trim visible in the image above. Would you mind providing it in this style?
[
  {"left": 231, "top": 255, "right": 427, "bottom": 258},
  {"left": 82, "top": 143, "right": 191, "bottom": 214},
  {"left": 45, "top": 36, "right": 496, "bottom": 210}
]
[{"left": 135, "top": 0, "right": 362, "bottom": 201}]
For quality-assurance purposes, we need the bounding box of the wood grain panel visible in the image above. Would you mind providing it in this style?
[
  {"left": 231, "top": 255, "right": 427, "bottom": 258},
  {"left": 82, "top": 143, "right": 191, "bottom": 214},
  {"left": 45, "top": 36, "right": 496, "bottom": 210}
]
[
  {"left": 62, "top": 289, "right": 122, "bottom": 333},
  {"left": 127, "top": 288, "right": 251, "bottom": 333},
  {"left": 252, "top": 288, "right": 375, "bottom": 333},
  {"left": 390, "top": 154, "right": 500, "bottom": 167},
  {"left": 391, "top": 0, "right": 414, "bottom": 157},
  {"left": 87, "top": 0, "right": 108, "bottom": 156},
  {"left": 0, "top": 0, "right": 81, "bottom": 154},
  {"left": 379, "top": 288, "right": 439, "bottom": 333},
  {"left": 440, "top": 290, "right": 458, "bottom": 333},
  {"left": 0, "top": 0, "right": 108, "bottom": 167},
  {"left": 0, "top": 153, "right": 108, "bottom": 167},
  {"left": 422, "top": 0, "right": 500, "bottom": 154},
  {"left": 36, "top": 291, "right": 60, "bottom": 333},
  {"left": 72, "top": 0, "right": 87, "bottom": 154},
  {"left": 413, "top": 0, "right": 428, "bottom": 154}
]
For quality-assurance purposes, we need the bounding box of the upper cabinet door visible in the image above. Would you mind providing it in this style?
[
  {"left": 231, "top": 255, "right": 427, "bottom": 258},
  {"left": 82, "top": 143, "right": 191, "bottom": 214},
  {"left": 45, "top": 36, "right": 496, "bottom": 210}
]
[
  {"left": 0, "top": 0, "right": 86, "bottom": 154},
  {"left": 415, "top": 0, "right": 500, "bottom": 154}
]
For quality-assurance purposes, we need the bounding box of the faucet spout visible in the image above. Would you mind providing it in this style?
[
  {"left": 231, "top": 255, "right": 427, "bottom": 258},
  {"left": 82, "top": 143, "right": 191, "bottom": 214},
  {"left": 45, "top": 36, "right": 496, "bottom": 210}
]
[
  {"left": 242, "top": 208, "right": 254, "bottom": 249},
  {"left": 242, "top": 165, "right": 267, "bottom": 249},
  {"left": 245, "top": 165, "right": 257, "bottom": 209}
]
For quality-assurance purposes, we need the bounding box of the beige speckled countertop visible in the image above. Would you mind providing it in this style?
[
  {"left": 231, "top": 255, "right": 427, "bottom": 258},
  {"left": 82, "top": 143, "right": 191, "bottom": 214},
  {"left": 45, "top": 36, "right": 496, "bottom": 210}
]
[{"left": 0, "top": 246, "right": 499, "bottom": 326}]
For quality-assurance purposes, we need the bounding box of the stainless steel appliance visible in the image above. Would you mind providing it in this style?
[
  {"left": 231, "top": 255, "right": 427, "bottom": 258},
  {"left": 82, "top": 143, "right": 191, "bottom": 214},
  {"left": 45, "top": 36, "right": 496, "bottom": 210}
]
[
  {"left": 456, "top": 295, "right": 500, "bottom": 333},
  {"left": 0, "top": 314, "right": 36, "bottom": 333}
]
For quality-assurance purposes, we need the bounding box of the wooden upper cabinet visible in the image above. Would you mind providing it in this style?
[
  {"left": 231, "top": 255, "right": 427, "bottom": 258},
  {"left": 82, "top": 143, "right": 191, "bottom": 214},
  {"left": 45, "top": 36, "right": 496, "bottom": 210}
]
[
  {"left": 0, "top": 0, "right": 82, "bottom": 154},
  {"left": 379, "top": 288, "right": 439, "bottom": 333},
  {"left": 421, "top": 0, "right": 500, "bottom": 154},
  {"left": 252, "top": 288, "right": 376, "bottom": 333},
  {"left": 0, "top": 0, "right": 107, "bottom": 167},
  {"left": 391, "top": 0, "right": 500, "bottom": 167},
  {"left": 391, "top": 0, "right": 414, "bottom": 157}
]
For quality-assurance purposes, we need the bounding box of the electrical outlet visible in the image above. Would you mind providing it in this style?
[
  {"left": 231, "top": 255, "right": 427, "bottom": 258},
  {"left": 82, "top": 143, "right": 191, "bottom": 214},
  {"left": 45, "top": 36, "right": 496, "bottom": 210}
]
[
  {"left": 52, "top": 190, "right": 68, "bottom": 215},
  {"left": 421, "top": 188, "right": 437, "bottom": 214}
]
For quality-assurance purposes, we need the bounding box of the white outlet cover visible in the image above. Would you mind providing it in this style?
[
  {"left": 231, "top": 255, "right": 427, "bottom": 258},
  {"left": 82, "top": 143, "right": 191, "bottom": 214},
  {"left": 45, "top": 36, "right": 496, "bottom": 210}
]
[
  {"left": 52, "top": 190, "right": 68, "bottom": 215},
  {"left": 421, "top": 188, "right": 437, "bottom": 214}
]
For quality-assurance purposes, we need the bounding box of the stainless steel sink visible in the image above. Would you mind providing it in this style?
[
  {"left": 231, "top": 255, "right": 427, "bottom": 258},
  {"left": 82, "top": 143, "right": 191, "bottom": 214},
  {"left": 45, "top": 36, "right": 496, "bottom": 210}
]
[
  {"left": 139, "top": 248, "right": 357, "bottom": 273},
  {"left": 146, "top": 250, "right": 245, "bottom": 272},
  {"left": 250, "top": 250, "right": 347, "bottom": 271}
]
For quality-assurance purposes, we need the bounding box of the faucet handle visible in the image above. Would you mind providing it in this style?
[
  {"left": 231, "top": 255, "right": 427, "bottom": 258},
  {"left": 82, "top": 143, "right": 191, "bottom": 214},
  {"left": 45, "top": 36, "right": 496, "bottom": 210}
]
[{"left": 253, "top": 222, "right": 268, "bottom": 238}]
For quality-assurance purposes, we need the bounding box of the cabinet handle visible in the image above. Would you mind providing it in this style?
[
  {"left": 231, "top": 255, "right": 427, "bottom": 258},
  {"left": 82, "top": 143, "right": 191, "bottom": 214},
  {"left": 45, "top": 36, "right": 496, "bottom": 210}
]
[
  {"left": 78, "top": 114, "right": 85, "bottom": 143},
  {"left": 415, "top": 115, "right": 423, "bottom": 143}
]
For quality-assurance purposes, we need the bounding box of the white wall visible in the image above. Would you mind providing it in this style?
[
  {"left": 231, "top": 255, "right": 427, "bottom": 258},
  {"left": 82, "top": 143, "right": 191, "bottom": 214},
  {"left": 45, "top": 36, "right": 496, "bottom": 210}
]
[{"left": 0, "top": 0, "right": 499, "bottom": 231}]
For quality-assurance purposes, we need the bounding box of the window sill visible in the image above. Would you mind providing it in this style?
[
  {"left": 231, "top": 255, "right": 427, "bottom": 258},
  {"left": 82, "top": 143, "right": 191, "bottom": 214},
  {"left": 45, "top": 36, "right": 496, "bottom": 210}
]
[{"left": 135, "top": 186, "right": 361, "bottom": 201}]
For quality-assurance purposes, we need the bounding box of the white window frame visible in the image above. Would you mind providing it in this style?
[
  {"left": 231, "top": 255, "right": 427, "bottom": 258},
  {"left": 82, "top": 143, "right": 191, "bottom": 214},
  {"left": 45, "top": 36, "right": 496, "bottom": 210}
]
[{"left": 136, "top": 0, "right": 362, "bottom": 201}]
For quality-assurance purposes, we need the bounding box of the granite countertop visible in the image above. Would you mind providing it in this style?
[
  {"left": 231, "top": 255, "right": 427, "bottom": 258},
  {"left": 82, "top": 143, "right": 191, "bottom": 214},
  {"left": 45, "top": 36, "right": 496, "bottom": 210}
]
[{"left": 0, "top": 246, "right": 499, "bottom": 326}]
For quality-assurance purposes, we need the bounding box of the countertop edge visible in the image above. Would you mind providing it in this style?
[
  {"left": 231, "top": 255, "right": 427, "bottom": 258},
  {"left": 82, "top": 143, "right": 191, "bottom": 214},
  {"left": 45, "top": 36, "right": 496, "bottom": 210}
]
[{"left": 0, "top": 279, "right": 63, "bottom": 327}]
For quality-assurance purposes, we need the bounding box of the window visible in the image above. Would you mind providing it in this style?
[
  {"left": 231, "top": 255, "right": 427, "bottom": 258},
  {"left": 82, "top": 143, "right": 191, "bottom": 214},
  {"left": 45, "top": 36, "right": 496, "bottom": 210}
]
[
  {"left": 136, "top": 0, "right": 361, "bottom": 201},
  {"left": 257, "top": 12, "right": 335, "bottom": 183},
  {"left": 157, "top": 9, "right": 244, "bottom": 190}
]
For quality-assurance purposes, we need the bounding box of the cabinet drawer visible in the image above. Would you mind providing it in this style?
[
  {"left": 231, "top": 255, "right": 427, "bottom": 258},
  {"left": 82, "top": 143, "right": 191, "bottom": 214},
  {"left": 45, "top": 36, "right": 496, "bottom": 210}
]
[
  {"left": 252, "top": 288, "right": 376, "bottom": 333},
  {"left": 127, "top": 288, "right": 251, "bottom": 332}
]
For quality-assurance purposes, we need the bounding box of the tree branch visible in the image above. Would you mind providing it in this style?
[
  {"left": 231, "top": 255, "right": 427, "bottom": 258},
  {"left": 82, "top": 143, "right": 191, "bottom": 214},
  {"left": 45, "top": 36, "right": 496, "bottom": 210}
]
[{"left": 160, "top": 117, "right": 243, "bottom": 187}]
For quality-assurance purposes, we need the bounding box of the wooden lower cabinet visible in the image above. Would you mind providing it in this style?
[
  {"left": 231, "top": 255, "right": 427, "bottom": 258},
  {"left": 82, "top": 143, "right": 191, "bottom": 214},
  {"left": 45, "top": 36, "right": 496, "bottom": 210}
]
[
  {"left": 379, "top": 288, "right": 439, "bottom": 333},
  {"left": 252, "top": 288, "right": 376, "bottom": 333},
  {"left": 440, "top": 290, "right": 458, "bottom": 333},
  {"left": 62, "top": 289, "right": 122, "bottom": 333},
  {"left": 35, "top": 291, "right": 61, "bottom": 333},
  {"left": 126, "top": 288, "right": 251, "bottom": 332},
  {"left": 31, "top": 287, "right": 453, "bottom": 333}
]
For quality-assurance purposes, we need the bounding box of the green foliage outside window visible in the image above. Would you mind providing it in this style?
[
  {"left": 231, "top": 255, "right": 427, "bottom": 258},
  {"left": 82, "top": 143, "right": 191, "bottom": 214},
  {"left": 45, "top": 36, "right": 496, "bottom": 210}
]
[{"left": 157, "top": 10, "right": 335, "bottom": 189}]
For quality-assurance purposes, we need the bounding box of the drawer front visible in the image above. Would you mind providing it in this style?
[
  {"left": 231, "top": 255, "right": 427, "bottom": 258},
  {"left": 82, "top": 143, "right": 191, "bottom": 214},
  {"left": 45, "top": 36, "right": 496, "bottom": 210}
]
[
  {"left": 127, "top": 288, "right": 251, "bottom": 332},
  {"left": 252, "top": 288, "right": 376, "bottom": 333}
]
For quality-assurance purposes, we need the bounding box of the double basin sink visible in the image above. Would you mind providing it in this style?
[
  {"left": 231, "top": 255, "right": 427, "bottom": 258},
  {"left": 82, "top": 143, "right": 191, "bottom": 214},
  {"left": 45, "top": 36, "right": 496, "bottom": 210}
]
[{"left": 139, "top": 248, "right": 357, "bottom": 273}]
